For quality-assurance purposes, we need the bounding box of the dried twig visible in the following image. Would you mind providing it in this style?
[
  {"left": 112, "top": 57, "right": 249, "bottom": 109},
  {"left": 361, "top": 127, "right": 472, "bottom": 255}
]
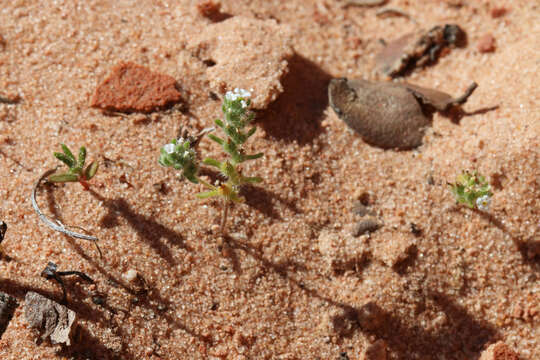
[{"left": 31, "top": 168, "right": 102, "bottom": 258}]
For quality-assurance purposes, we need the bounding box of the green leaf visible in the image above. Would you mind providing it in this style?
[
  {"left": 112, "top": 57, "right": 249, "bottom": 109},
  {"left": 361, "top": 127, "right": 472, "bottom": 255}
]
[
  {"left": 203, "top": 158, "right": 221, "bottom": 168},
  {"left": 48, "top": 173, "right": 79, "bottom": 182},
  {"left": 78, "top": 147, "right": 87, "bottom": 167},
  {"left": 54, "top": 152, "right": 75, "bottom": 168},
  {"left": 197, "top": 190, "right": 220, "bottom": 199},
  {"left": 244, "top": 152, "right": 263, "bottom": 161},
  {"left": 84, "top": 161, "right": 99, "bottom": 180},
  {"left": 243, "top": 176, "right": 263, "bottom": 183},
  {"left": 61, "top": 144, "right": 75, "bottom": 161},
  {"left": 246, "top": 126, "right": 257, "bottom": 138},
  {"left": 214, "top": 119, "right": 225, "bottom": 128},
  {"left": 208, "top": 134, "right": 224, "bottom": 146}
]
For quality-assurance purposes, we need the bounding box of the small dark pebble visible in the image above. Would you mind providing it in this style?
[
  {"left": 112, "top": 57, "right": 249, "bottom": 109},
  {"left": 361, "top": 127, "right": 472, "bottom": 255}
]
[
  {"left": 338, "top": 352, "right": 350, "bottom": 360},
  {"left": 92, "top": 295, "right": 105, "bottom": 306},
  {"left": 351, "top": 218, "right": 381, "bottom": 237},
  {"left": 0, "top": 292, "right": 17, "bottom": 338},
  {"left": 410, "top": 223, "right": 422, "bottom": 237}
]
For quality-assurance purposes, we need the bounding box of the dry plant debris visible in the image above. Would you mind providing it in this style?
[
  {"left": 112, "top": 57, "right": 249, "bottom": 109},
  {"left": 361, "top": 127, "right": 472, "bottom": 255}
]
[
  {"left": 24, "top": 292, "right": 77, "bottom": 346},
  {"left": 328, "top": 78, "right": 477, "bottom": 149},
  {"left": 344, "top": 0, "right": 387, "bottom": 6},
  {"left": 188, "top": 16, "right": 293, "bottom": 109},
  {"left": 90, "top": 62, "right": 182, "bottom": 113},
  {"left": 376, "top": 24, "right": 465, "bottom": 77}
]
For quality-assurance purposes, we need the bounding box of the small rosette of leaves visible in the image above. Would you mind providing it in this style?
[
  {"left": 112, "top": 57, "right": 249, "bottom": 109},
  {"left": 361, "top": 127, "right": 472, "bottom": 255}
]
[
  {"left": 158, "top": 138, "right": 199, "bottom": 184},
  {"left": 49, "top": 144, "right": 98, "bottom": 183},
  {"left": 449, "top": 170, "right": 492, "bottom": 209}
]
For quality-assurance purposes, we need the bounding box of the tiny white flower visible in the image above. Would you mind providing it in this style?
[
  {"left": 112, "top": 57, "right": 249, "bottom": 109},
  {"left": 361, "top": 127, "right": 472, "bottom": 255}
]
[
  {"left": 476, "top": 195, "right": 491, "bottom": 211},
  {"left": 236, "top": 88, "right": 251, "bottom": 98},
  {"left": 163, "top": 143, "right": 175, "bottom": 154},
  {"left": 240, "top": 100, "right": 247, "bottom": 108}
]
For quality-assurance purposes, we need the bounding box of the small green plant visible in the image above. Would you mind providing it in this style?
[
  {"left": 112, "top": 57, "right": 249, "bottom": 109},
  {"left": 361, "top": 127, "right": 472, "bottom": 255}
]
[
  {"left": 159, "top": 88, "right": 263, "bottom": 232},
  {"left": 448, "top": 170, "right": 492, "bottom": 211},
  {"left": 49, "top": 144, "right": 99, "bottom": 190}
]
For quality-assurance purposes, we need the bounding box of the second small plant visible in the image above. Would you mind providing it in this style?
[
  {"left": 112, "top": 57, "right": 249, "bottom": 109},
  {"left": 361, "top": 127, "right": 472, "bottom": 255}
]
[{"left": 159, "top": 88, "right": 263, "bottom": 233}]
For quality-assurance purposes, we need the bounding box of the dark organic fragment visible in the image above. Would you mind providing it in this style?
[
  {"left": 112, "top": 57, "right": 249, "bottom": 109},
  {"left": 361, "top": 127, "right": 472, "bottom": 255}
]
[
  {"left": 344, "top": 0, "right": 387, "bottom": 6},
  {"left": 376, "top": 24, "right": 465, "bottom": 77},
  {"left": 0, "top": 292, "right": 17, "bottom": 338},
  {"left": 90, "top": 62, "right": 182, "bottom": 114},
  {"left": 328, "top": 77, "right": 477, "bottom": 149},
  {"left": 24, "top": 292, "right": 76, "bottom": 345},
  {"left": 41, "top": 262, "right": 94, "bottom": 303},
  {"left": 0, "top": 221, "right": 6, "bottom": 243}
]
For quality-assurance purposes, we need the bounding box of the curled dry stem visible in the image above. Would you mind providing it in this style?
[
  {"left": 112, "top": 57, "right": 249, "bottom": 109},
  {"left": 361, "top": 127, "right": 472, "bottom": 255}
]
[{"left": 31, "top": 168, "right": 103, "bottom": 258}]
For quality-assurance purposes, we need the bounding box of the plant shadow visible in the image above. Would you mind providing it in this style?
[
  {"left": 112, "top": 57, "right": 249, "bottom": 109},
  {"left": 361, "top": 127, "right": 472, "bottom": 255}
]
[
  {"left": 257, "top": 53, "right": 331, "bottom": 145},
  {"left": 90, "top": 189, "right": 191, "bottom": 264}
]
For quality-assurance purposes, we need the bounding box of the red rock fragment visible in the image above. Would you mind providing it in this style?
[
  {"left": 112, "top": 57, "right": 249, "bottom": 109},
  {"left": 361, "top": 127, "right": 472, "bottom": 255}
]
[
  {"left": 90, "top": 62, "right": 182, "bottom": 114},
  {"left": 477, "top": 34, "right": 496, "bottom": 53},
  {"left": 196, "top": 0, "right": 219, "bottom": 15},
  {"left": 490, "top": 7, "right": 508, "bottom": 18},
  {"left": 479, "top": 341, "right": 519, "bottom": 360}
]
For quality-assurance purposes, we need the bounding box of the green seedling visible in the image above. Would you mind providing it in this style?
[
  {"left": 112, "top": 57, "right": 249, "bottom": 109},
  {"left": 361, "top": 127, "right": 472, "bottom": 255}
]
[
  {"left": 448, "top": 170, "right": 492, "bottom": 211},
  {"left": 159, "top": 88, "right": 263, "bottom": 232},
  {"left": 49, "top": 144, "right": 98, "bottom": 190}
]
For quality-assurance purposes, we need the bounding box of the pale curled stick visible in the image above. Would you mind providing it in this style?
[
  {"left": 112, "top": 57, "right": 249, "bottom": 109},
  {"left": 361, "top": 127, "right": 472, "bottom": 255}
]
[{"left": 31, "top": 168, "right": 102, "bottom": 258}]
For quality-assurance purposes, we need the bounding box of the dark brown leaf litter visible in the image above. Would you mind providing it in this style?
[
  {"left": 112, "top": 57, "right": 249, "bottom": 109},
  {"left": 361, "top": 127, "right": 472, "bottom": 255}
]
[
  {"left": 376, "top": 24, "right": 466, "bottom": 77},
  {"left": 328, "top": 77, "right": 478, "bottom": 149},
  {"left": 0, "top": 292, "right": 17, "bottom": 338},
  {"left": 24, "top": 291, "right": 76, "bottom": 346},
  {"left": 90, "top": 62, "right": 182, "bottom": 114}
]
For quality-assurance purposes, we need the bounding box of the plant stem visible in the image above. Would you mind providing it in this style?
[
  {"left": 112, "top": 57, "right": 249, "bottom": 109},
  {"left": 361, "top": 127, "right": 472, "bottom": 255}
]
[{"left": 220, "top": 200, "right": 229, "bottom": 235}]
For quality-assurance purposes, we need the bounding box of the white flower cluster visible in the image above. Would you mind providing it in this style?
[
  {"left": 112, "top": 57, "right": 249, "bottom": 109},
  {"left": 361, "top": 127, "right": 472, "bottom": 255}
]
[
  {"left": 163, "top": 142, "right": 176, "bottom": 154},
  {"left": 225, "top": 88, "right": 252, "bottom": 102},
  {"left": 476, "top": 194, "right": 491, "bottom": 211},
  {"left": 163, "top": 138, "right": 192, "bottom": 158}
]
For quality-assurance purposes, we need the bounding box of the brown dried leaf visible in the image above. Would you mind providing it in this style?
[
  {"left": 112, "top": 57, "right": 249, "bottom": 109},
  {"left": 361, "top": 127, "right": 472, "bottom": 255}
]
[{"left": 24, "top": 292, "right": 76, "bottom": 346}]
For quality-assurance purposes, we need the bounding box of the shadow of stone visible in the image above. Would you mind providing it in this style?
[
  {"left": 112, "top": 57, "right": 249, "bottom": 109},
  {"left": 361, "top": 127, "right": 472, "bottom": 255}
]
[
  {"left": 257, "top": 54, "right": 331, "bottom": 145},
  {"left": 354, "top": 292, "right": 497, "bottom": 360},
  {"left": 222, "top": 235, "right": 498, "bottom": 360}
]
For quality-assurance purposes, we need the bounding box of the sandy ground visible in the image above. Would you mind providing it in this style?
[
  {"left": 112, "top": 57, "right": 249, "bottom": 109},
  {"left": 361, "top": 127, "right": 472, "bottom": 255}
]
[{"left": 0, "top": 0, "right": 538, "bottom": 359}]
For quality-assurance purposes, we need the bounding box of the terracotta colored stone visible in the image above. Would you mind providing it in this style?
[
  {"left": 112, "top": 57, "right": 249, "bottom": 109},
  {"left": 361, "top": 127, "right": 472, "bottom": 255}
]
[
  {"left": 90, "top": 62, "right": 182, "bottom": 113},
  {"left": 189, "top": 16, "right": 293, "bottom": 109},
  {"left": 196, "top": 0, "right": 222, "bottom": 19},
  {"left": 478, "top": 34, "right": 496, "bottom": 53},
  {"left": 479, "top": 342, "right": 519, "bottom": 360}
]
